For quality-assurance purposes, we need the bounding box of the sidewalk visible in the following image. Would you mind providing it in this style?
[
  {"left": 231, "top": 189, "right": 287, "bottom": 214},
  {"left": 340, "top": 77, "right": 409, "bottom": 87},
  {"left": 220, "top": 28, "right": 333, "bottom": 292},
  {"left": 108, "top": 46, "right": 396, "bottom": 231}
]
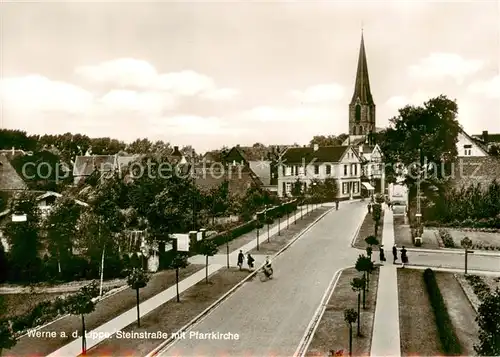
[
  {"left": 370, "top": 208, "right": 401, "bottom": 357},
  {"left": 47, "top": 264, "right": 224, "bottom": 357},
  {"left": 191, "top": 204, "right": 322, "bottom": 266},
  {"left": 47, "top": 205, "right": 324, "bottom": 357}
]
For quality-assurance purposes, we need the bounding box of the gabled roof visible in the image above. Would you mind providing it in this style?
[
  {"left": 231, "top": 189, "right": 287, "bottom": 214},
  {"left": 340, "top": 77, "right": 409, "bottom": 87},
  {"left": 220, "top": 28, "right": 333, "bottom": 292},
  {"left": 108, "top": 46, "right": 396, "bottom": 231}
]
[
  {"left": 0, "top": 154, "right": 27, "bottom": 191},
  {"left": 459, "top": 128, "right": 489, "bottom": 155},
  {"left": 36, "top": 191, "right": 88, "bottom": 206},
  {"left": 193, "top": 164, "right": 262, "bottom": 197},
  {"left": 472, "top": 133, "right": 500, "bottom": 144},
  {"left": 281, "top": 146, "right": 352, "bottom": 164},
  {"left": 248, "top": 161, "right": 271, "bottom": 186}
]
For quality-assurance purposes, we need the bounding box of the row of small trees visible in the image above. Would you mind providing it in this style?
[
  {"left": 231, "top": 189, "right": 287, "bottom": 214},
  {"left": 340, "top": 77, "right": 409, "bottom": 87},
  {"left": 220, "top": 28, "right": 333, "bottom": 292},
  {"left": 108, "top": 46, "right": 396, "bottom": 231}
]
[{"left": 343, "top": 251, "right": 377, "bottom": 356}]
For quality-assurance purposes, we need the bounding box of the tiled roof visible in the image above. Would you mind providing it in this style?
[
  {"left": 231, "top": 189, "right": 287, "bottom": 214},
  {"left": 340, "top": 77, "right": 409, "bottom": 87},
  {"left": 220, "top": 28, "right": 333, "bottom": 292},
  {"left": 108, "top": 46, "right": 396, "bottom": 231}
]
[
  {"left": 194, "top": 164, "right": 261, "bottom": 197},
  {"left": 449, "top": 156, "right": 500, "bottom": 189},
  {"left": 0, "top": 154, "right": 27, "bottom": 191},
  {"left": 248, "top": 161, "right": 271, "bottom": 186},
  {"left": 472, "top": 133, "right": 500, "bottom": 143},
  {"left": 281, "top": 146, "right": 349, "bottom": 164}
]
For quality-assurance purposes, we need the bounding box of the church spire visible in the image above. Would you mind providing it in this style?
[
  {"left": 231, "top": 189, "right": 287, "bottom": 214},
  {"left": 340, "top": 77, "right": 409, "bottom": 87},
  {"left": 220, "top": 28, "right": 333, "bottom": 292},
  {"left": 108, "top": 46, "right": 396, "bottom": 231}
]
[{"left": 350, "top": 31, "right": 374, "bottom": 105}]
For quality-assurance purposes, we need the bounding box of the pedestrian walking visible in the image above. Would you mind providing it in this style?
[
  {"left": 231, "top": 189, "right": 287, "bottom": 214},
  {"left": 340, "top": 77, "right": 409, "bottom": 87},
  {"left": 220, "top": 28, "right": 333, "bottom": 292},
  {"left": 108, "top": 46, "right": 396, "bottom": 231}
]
[
  {"left": 335, "top": 199, "right": 339, "bottom": 210},
  {"left": 247, "top": 253, "right": 255, "bottom": 269},
  {"left": 379, "top": 245, "right": 386, "bottom": 262},
  {"left": 392, "top": 244, "right": 398, "bottom": 264},
  {"left": 237, "top": 250, "right": 244, "bottom": 270},
  {"left": 401, "top": 246, "right": 408, "bottom": 268}
]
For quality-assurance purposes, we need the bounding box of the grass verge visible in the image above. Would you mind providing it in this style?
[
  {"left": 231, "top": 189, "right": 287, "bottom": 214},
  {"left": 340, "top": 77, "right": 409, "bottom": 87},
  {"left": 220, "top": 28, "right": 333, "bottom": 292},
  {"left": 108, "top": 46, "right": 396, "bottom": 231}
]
[
  {"left": 84, "top": 268, "right": 250, "bottom": 356},
  {"left": 435, "top": 272, "right": 478, "bottom": 355},
  {"left": 306, "top": 267, "right": 379, "bottom": 356},
  {"left": 398, "top": 269, "right": 441, "bottom": 356},
  {"left": 6, "top": 264, "right": 203, "bottom": 357},
  {"left": 352, "top": 211, "right": 384, "bottom": 251},
  {"left": 248, "top": 207, "right": 330, "bottom": 255}
]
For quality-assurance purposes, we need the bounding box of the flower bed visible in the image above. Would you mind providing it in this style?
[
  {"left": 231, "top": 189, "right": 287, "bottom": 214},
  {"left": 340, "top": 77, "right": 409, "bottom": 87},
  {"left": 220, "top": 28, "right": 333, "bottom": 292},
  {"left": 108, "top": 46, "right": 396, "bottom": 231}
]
[
  {"left": 425, "top": 219, "right": 500, "bottom": 232},
  {"left": 464, "top": 275, "right": 491, "bottom": 301},
  {"left": 438, "top": 229, "right": 456, "bottom": 248}
]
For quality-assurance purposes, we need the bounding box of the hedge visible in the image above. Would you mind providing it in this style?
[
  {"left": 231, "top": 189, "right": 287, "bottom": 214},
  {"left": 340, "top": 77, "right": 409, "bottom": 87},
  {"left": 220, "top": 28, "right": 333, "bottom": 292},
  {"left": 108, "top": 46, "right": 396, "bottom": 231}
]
[{"left": 423, "top": 268, "right": 463, "bottom": 355}]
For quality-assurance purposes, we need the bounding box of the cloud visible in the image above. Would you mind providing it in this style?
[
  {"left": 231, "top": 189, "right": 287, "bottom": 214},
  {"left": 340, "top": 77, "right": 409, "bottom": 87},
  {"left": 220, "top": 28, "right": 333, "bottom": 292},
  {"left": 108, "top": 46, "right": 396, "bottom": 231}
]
[
  {"left": 98, "top": 90, "right": 175, "bottom": 115},
  {"left": 241, "top": 105, "right": 343, "bottom": 124},
  {"left": 150, "top": 115, "right": 241, "bottom": 135},
  {"left": 200, "top": 88, "right": 239, "bottom": 101},
  {"left": 386, "top": 90, "right": 442, "bottom": 110},
  {"left": 290, "top": 83, "right": 344, "bottom": 103},
  {"left": 75, "top": 58, "right": 238, "bottom": 100},
  {"left": 0, "top": 75, "right": 94, "bottom": 114},
  {"left": 467, "top": 75, "right": 500, "bottom": 98},
  {"left": 408, "top": 53, "right": 484, "bottom": 83}
]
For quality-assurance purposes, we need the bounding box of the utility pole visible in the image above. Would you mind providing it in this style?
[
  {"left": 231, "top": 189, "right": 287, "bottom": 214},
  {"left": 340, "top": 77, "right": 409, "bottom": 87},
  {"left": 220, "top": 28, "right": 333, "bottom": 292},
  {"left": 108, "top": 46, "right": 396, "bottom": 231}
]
[{"left": 416, "top": 149, "right": 422, "bottom": 225}]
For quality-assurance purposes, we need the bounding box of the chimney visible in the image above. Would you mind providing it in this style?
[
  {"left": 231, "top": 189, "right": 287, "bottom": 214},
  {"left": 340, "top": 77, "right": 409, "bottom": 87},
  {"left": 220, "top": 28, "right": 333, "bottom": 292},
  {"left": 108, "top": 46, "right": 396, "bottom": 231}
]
[
  {"left": 313, "top": 144, "right": 319, "bottom": 151},
  {"left": 482, "top": 130, "right": 489, "bottom": 143},
  {"left": 174, "top": 146, "right": 179, "bottom": 151}
]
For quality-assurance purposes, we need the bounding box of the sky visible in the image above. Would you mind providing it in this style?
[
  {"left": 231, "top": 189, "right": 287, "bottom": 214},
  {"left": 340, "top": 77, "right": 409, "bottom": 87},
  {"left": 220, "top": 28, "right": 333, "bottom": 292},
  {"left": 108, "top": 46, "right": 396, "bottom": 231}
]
[{"left": 1, "top": 1, "right": 499, "bottom": 153}]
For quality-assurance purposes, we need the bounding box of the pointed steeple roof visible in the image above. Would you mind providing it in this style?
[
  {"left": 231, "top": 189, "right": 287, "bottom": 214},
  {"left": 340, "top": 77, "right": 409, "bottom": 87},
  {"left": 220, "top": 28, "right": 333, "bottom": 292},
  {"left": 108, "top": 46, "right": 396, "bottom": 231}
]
[{"left": 350, "top": 32, "right": 374, "bottom": 105}]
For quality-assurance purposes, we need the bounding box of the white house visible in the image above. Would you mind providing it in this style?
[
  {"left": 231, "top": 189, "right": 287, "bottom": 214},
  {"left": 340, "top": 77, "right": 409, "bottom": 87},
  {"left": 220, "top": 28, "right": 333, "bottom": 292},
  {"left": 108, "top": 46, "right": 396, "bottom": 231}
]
[
  {"left": 456, "top": 128, "right": 489, "bottom": 157},
  {"left": 277, "top": 144, "right": 363, "bottom": 200}
]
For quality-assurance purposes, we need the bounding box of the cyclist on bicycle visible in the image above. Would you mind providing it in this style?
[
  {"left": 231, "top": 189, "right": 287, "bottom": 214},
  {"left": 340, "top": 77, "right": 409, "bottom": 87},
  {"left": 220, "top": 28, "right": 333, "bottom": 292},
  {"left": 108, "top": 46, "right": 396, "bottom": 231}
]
[{"left": 264, "top": 256, "right": 273, "bottom": 277}]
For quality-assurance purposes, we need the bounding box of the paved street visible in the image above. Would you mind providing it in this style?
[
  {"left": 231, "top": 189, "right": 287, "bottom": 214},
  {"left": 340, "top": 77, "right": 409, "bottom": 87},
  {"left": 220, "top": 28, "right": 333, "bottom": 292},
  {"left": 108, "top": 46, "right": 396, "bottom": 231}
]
[
  {"left": 156, "top": 202, "right": 367, "bottom": 357},
  {"left": 403, "top": 250, "right": 500, "bottom": 272}
]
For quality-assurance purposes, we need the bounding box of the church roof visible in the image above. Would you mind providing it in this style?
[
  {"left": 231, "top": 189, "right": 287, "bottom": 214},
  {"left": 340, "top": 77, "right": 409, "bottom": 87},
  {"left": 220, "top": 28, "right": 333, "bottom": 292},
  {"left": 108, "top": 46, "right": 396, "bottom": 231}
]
[{"left": 350, "top": 32, "right": 374, "bottom": 106}]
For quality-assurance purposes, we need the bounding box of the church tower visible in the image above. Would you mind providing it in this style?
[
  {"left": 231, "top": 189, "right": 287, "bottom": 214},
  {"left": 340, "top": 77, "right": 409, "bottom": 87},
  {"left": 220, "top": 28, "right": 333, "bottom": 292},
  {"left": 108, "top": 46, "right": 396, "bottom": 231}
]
[{"left": 348, "top": 32, "right": 376, "bottom": 141}]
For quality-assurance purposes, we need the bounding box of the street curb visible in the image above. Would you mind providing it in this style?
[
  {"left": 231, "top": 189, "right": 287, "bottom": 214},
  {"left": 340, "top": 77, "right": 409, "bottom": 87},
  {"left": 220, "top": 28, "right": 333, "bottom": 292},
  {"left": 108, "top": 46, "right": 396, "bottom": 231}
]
[
  {"left": 406, "top": 247, "right": 500, "bottom": 257},
  {"left": 403, "top": 265, "right": 500, "bottom": 275},
  {"left": 454, "top": 273, "right": 479, "bottom": 313},
  {"left": 350, "top": 208, "right": 368, "bottom": 248},
  {"left": 145, "top": 206, "right": 335, "bottom": 357},
  {"left": 293, "top": 266, "right": 349, "bottom": 357}
]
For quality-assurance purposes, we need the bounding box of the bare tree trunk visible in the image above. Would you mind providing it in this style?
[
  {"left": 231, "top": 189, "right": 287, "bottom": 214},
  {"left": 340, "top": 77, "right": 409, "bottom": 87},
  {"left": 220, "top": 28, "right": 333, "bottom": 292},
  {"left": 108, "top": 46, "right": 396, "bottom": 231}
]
[
  {"left": 99, "top": 245, "right": 106, "bottom": 297},
  {"left": 81, "top": 314, "right": 86, "bottom": 355},
  {"left": 136, "top": 288, "right": 140, "bottom": 327},
  {"left": 205, "top": 255, "right": 209, "bottom": 283},
  {"left": 348, "top": 324, "right": 353, "bottom": 356},
  {"left": 357, "top": 293, "right": 361, "bottom": 336},
  {"left": 176, "top": 267, "right": 180, "bottom": 302}
]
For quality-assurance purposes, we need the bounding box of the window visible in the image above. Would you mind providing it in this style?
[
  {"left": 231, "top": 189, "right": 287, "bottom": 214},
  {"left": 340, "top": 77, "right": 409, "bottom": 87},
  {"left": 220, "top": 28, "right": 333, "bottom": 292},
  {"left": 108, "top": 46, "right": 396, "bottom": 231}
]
[
  {"left": 359, "top": 126, "right": 363, "bottom": 135},
  {"left": 354, "top": 164, "right": 358, "bottom": 175},
  {"left": 353, "top": 182, "right": 359, "bottom": 193},
  {"left": 344, "top": 165, "right": 348, "bottom": 176},
  {"left": 355, "top": 104, "right": 361, "bottom": 122},
  {"left": 298, "top": 166, "right": 304, "bottom": 175},
  {"left": 326, "top": 165, "right": 331, "bottom": 175},
  {"left": 342, "top": 182, "right": 348, "bottom": 194},
  {"left": 314, "top": 165, "right": 319, "bottom": 175},
  {"left": 285, "top": 182, "right": 291, "bottom": 194},
  {"left": 285, "top": 166, "right": 292, "bottom": 176},
  {"left": 282, "top": 182, "right": 286, "bottom": 195},
  {"left": 464, "top": 144, "right": 472, "bottom": 156}
]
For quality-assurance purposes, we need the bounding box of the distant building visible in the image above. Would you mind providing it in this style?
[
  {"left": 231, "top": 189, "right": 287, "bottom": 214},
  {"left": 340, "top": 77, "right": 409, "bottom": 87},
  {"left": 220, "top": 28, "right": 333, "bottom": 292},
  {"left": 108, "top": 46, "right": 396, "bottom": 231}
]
[
  {"left": 277, "top": 144, "right": 363, "bottom": 200},
  {"left": 471, "top": 130, "right": 500, "bottom": 153},
  {"left": 456, "top": 128, "right": 489, "bottom": 157}
]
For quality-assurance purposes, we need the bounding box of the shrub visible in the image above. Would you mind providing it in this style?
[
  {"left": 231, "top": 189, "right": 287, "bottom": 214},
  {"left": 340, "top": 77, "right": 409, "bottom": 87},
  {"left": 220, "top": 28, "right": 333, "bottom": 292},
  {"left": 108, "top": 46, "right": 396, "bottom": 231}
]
[
  {"left": 438, "top": 229, "right": 455, "bottom": 248},
  {"left": 466, "top": 275, "right": 491, "bottom": 301},
  {"left": 423, "top": 269, "right": 462, "bottom": 355}
]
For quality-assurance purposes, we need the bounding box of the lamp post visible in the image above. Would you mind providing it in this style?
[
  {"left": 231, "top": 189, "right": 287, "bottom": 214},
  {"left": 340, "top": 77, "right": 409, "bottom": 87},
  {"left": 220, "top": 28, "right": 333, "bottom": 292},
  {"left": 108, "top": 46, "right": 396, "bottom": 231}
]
[
  {"left": 370, "top": 174, "right": 374, "bottom": 202},
  {"left": 416, "top": 149, "right": 422, "bottom": 226}
]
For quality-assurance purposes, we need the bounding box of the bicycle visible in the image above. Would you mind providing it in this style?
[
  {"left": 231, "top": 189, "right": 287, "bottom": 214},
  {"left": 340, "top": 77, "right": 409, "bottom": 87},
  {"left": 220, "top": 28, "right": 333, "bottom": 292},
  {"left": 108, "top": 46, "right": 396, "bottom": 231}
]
[{"left": 259, "top": 267, "right": 273, "bottom": 281}]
